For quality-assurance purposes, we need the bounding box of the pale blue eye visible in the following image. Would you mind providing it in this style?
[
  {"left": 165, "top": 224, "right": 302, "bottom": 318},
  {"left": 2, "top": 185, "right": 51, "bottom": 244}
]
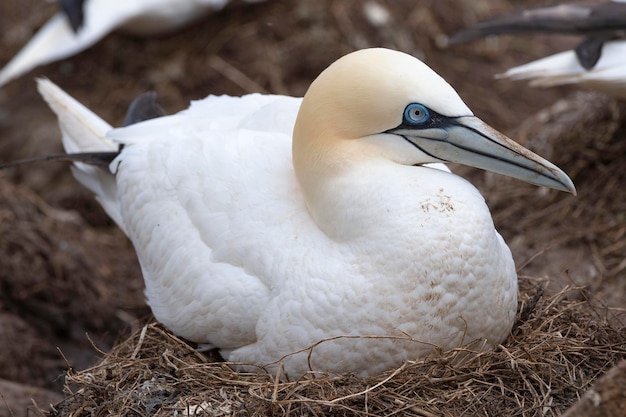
[{"left": 403, "top": 103, "right": 430, "bottom": 125}]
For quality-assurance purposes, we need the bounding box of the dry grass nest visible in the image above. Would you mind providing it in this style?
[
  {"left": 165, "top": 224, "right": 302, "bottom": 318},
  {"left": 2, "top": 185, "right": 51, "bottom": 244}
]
[{"left": 49, "top": 276, "right": 625, "bottom": 417}]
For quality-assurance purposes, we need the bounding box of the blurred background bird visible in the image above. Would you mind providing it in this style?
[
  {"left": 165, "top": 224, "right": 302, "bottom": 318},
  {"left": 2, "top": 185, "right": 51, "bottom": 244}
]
[
  {"left": 447, "top": 1, "right": 626, "bottom": 99},
  {"left": 0, "top": 0, "right": 265, "bottom": 89}
]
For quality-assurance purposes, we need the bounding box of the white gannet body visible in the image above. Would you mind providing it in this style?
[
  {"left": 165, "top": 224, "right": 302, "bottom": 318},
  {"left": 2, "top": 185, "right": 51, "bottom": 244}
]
[
  {"left": 37, "top": 48, "right": 575, "bottom": 379},
  {"left": 0, "top": 0, "right": 262, "bottom": 89},
  {"left": 448, "top": 1, "right": 626, "bottom": 98},
  {"left": 500, "top": 41, "right": 626, "bottom": 99}
]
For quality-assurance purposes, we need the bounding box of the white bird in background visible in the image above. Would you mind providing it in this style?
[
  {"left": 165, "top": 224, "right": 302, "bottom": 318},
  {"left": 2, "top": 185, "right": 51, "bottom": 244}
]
[
  {"left": 32, "top": 48, "right": 574, "bottom": 379},
  {"left": 448, "top": 1, "right": 626, "bottom": 99},
  {"left": 0, "top": 0, "right": 264, "bottom": 89}
]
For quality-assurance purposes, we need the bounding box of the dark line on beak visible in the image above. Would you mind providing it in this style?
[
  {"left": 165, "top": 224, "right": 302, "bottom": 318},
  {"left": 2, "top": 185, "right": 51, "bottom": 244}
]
[
  {"left": 399, "top": 135, "right": 448, "bottom": 163},
  {"left": 393, "top": 115, "right": 567, "bottom": 189},
  {"left": 447, "top": 118, "right": 554, "bottom": 181}
]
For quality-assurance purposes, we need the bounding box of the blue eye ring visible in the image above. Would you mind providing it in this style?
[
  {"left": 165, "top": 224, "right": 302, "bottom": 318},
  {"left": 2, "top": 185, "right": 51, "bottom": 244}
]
[{"left": 403, "top": 103, "right": 430, "bottom": 125}]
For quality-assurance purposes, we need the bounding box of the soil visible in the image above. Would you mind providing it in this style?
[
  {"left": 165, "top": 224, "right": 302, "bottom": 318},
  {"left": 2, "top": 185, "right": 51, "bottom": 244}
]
[{"left": 0, "top": 0, "right": 623, "bottom": 416}]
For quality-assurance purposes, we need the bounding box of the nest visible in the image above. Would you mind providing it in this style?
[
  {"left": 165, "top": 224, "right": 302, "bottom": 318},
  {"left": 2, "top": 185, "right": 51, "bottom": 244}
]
[{"left": 49, "top": 276, "right": 625, "bottom": 417}]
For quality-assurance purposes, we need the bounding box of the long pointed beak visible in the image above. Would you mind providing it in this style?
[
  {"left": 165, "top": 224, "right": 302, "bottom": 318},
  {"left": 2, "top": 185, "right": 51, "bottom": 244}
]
[{"left": 401, "top": 116, "right": 576, "bottom": 195}]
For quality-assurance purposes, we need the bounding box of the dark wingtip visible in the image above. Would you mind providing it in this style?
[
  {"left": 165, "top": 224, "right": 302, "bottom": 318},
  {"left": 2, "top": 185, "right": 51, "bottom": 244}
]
[
  {"left": 122, "top": 91, "right": 166, "bottom": 127},
  {"left": 445, "top": 13, "right": 548, "bottom": 47},
  {"left": 447, "top": 2, "right": 626, "bottom": 48},
  {"left": 0, "top": 90, "right": 165, "bottom": 172},
  {"left": 446, "top": 29, "right": 486, "bottom": 46},
  {"left": 59, "top": 0, "right": 87, "bottom": 33},
  {"left": 0, "top": 151, "right": 120, "bottom": 171},
  {"left": 575, "top": 35, "right": 608, "bottom": 70}
]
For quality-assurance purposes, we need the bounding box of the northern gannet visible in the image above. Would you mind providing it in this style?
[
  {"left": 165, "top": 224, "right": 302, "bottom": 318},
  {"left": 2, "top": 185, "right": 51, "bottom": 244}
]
[
  {"left": 0, "top": 0, "right": 263, "bottom": 89},
  {"left": 35, "top": 48, "right": 575, "bottom": 379},
  {"left": 448, "top": 1, "right": 626, "bottom": 99}
]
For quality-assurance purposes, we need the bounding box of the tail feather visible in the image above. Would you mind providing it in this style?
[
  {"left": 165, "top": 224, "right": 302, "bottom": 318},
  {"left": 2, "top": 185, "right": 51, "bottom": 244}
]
[{"left": 37, "top": 78, "right": 124, "bottom": 229}]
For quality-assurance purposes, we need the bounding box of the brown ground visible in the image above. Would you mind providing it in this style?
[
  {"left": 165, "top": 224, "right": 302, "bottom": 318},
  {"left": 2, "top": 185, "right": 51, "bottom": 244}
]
[{"left": 0, "top": 0, "right": 623, "bottom": 416}]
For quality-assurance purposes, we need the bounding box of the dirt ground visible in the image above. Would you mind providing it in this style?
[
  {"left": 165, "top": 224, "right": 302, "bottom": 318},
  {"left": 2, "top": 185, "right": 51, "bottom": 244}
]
[{"left": 0, "top": 0, "right": 623, "bottom": 416}]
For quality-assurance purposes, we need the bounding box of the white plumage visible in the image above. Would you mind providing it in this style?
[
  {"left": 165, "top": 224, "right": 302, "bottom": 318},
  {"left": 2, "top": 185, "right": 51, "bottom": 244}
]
[
  {"left": 0, "top": 0, "right": 263, "bottom": 89},
  {"left": 500, "top": 40, "right": 626, "bottom": 99},
  {"left": 448, "top": 1, "right": 626, "bottom": 98},
  {"left": 38, "top": 48, "right": 575, "bottom": 379}
]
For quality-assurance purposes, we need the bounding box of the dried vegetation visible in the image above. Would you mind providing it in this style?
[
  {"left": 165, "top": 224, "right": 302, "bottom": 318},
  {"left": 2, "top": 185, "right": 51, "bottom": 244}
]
[{"left": 51, "top": 278, "right": 625, "bottom": 417}]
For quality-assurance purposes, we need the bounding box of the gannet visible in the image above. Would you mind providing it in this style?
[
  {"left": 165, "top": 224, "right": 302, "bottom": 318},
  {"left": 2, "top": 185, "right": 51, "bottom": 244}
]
[
  {"left": 447, "top": 1, "right": 626, "bottom": 99},
  {"left": 36, "top": 48, "right": 575, "bottom": 379},
  {"left": 0, "top": 0, "right": 264, "bottom": 89}
]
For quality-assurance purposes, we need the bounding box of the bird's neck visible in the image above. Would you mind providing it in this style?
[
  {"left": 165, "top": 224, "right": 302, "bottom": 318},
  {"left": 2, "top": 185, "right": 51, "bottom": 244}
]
[
  {"left": 292, "top": 109, "right": 384, "bottom": 239},
  {"left": 294, "top": 138, "right": 414, "bottom": 242},
  {"left": 294, "top": 135, "right": 490, "bottom": 244}
]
